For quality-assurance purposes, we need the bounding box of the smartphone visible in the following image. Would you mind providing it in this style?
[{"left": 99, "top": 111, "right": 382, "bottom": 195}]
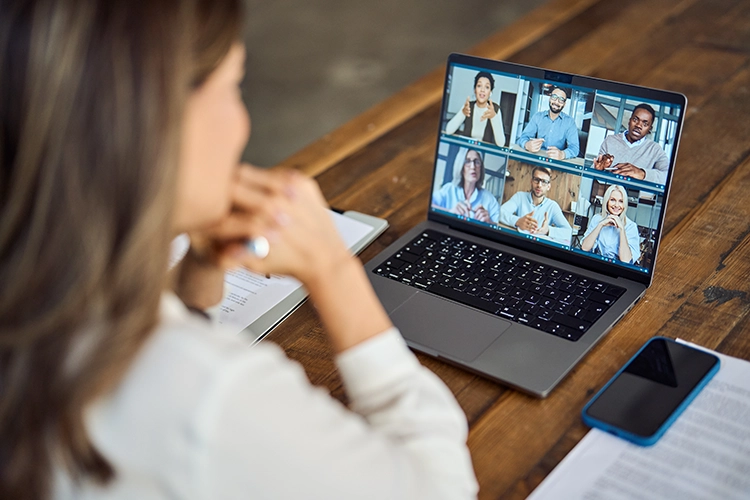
[{"left": 582, "top": 337, "right": 720, "bottom": 446}]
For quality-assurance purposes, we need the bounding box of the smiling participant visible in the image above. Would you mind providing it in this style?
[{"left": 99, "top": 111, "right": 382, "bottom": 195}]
[
  {"left": 432, "top": 149, "right": 500, "bottom": 223},
  {"left": 591, "top": 103, "right": 669, "bottom": 184},
  {"left": 517, "top": 87, "right": 579, "bottom": 161},
  {"left": 580, "top": 185, "right": 641, "bottom": 264},
  {"left": 445, "top": 71, "right": 507, "bottom": 147}
]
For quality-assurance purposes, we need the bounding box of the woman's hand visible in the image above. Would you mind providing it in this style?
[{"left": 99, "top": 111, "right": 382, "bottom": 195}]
[
  {"left": 235, "top": 167, "right": 351, "bottom": 285},
  {"left": 480, "top": 100, "right": 496, "bottom": 121},
  {"left": 451, "top": 200, "right": 472, "bottom": 218},
  {"left": 173, "top": 164, "right": 348, "bottom": 308},
  {"left": 602, "top": 215, "right": 622, "bottom": 230},
  {"left": 176, "top": 164, "right": 392, "bottom": 351},
  {"left": 461, "top": 96, "right": 471, "bottom": 117}
]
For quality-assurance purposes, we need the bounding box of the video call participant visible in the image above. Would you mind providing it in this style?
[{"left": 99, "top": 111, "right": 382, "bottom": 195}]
[
  {"left": 580, "top": 185, "right": 641, "bottom": 264},
  {"left": 445, "top": 71, "right": 507, "bottom": 147},
  {"left": 592, "top": 103, "right": 669, "bottom": 184},
  {"left": 517, "top": 87, "right": 580, "bottom": 160},
  {"left": 499, "top": 166, "right": 572, "bottom": 241},
  {"left": 432, "top": 149, "right": 501, "bottom": 224}
]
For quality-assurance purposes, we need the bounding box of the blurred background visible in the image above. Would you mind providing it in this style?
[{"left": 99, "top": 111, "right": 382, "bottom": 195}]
[{"left": 240, "top": 0, "right": 547, "bottom": 167}]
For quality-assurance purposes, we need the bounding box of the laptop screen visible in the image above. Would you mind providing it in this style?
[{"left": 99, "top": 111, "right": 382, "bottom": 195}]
[{"left": 429, "top": 54, "right": 686, "bottom": 281}]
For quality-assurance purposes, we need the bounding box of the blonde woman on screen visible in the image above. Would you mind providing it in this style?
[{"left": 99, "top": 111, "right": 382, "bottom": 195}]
[
  {"left": 0, "top": 1, "right": 477, "bottom": 499},
  {"left": 580, "top": 185, "right": 641, "bottom": 264}
]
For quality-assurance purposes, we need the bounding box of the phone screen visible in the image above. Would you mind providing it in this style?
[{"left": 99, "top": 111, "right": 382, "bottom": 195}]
[{"left": 583, "top": 338, "right": 719, "bottom": 443}]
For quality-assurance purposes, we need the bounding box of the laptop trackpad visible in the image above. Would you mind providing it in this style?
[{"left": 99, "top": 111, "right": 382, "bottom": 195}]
[{"left": 391, "top": 292, "right": 511, "bottom": 362}]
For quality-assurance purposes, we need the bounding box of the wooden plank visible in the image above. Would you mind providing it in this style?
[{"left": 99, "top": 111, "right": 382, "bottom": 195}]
[
  {"left": 586, "top": 0, "right": 746, "bottom": 84},
  {"left": 468, "top": 153, "right": 750, "bottom": 499},
  {"left": 280, "top": 0, "right": 605, "bottom": 178},
  {"left": 694, "top": 0, "right": 750, "bottom": 53},
  {"left": 541, "top": 0, "right": 699, "bottom": 77},
  {"left": 661, "top": 66, "right": 750, "bottom": 233}
]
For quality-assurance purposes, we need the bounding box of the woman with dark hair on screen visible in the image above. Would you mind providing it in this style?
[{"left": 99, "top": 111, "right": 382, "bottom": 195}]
[
  {"left": 0, "top": 1, "right": 477, "bottom": 499},
  {"left": 445, "top": 71, "right": 506, "bottom": 147},
  {"left": 580, "top": 185, "right": 641, "bottom": 264},
  {"left": 431, "top": 149, "right": 500, "bottom": 224}
]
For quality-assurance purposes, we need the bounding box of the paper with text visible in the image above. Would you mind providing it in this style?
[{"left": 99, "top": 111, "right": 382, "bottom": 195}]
[{"left": 528, "top": 343, "right": 750, "bottom": 499}]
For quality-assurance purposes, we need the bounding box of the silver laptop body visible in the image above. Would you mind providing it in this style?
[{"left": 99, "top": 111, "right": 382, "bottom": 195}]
[{"left": 366, "top": 53, "right": 686, "bottom": 397}]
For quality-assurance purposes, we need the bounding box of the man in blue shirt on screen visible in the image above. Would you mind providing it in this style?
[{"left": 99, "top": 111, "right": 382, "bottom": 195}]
[
  {"left": 499, "top": 166, "right": 572, "bottom": 243},
  {"left": 517, "top": 87, "right": 580, "bottom": 161}
]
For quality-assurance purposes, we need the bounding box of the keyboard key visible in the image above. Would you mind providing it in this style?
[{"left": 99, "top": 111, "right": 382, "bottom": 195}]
[
  {"left": 384, "top": 258, "right": 406, "bottom": 269},
  {"left": 551, "top": 313, "right": 591, "bottom": 333},
  {"left": 559, "top": 293, "right": 575, "bottom": 304},
  {"left": 525, "top": 293, "right": 541, "bottom": 304},
  {"left": 604, "top": 286, "right": 626, "bottom": 298},
  {"left": 528, "top": 283, "right": 545, "bottom": 294},
  {"left": 427, "top": 284, "right": 499, "bottom": 315},
  {"left": 528, "top": 318, "right": 548, "bottom": 331},
  {"left": 516, "top": 312, "right": 533, "bottom": 324},
  {"left": 589, "top": 291, "right": 616, "bottom": 306},
  {"left": 438, "top": 275, "right": 454, "bottom": 287},
  {"left": 583, "top": 305, "right": 606, "bottom": 323},
  {"left": 413, "top": 278, "right": 430, "bottom": 289},
  {"left": 521, "top": 301, "right": 537, "bottom": 313},
  {"left": 559, "top": 282, "right": 576, "bottom": 292},
  {"left": 553, "top": 302, "right": 570, "bottom": 314},
  {"left": 482, "top": 279, "right": 498, "bottom": 290},
  {"left": 568, "top": 307, "right": 586, "bottom": 319},
  {"left": 498, "top": 306, "right": 519, "bottom": 320},
  {"left": 395, "top": 251, "right": 418, "bottom": 263}
]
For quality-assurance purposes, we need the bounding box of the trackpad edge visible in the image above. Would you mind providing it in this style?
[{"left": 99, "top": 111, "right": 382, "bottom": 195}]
[{"left": 390, "top": 292, "right": 511, "bottom": 362}]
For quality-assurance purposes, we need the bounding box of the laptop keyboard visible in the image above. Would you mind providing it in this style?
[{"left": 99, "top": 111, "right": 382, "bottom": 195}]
[{"left": 372, "top": 230, "right": 625, "bottom": 342}]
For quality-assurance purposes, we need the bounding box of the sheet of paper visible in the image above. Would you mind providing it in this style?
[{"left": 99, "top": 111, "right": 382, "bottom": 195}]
[
  {"left": 528, "top": 344, "right": 750, "bottom": 499},
  {"left": 215, "top": 210, "right": 374, "bottom": 335}
]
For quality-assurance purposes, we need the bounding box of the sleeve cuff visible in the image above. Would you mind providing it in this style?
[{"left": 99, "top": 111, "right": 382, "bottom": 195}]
[{"left": 335, "top": 327, "right": 419, "bottom": 400}]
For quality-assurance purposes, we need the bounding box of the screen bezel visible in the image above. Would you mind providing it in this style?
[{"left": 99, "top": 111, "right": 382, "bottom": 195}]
[{"left": 427, "top": 53, "right": 688, "bottom": 286}]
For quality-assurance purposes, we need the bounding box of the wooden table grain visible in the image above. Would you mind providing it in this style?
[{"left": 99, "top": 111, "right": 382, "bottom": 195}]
[{"left": 266, "top": 0, "right": 750, "bottom": 497}]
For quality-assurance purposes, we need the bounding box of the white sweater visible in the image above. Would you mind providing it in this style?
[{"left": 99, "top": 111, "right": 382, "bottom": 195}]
[{"left": 53, "top": 293, "right": 478, "bottom": 499}]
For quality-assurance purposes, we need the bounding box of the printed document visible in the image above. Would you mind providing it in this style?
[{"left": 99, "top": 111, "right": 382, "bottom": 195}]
[{"left": 528, "top": 342, "right": 750, "bottom": 499}]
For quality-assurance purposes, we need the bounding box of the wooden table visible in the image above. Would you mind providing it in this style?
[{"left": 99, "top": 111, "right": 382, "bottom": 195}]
[{"left": 266, "top": 0, "right": 750, "bottom": 497}]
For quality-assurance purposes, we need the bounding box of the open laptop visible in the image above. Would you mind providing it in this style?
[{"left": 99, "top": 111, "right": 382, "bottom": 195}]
[{"left": 365, "top": 53, "right": 686, "bottom": 397}]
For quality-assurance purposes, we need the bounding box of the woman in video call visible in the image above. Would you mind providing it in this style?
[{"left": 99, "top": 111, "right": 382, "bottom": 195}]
[
  {"left": 0, "top": 1, "right": 477, "bottom": 499},
  {"left": 432, "top": 149, "right": 501, "bottom": 224},
  {"left": 445, "top": 71, "right": 507, "bottom": 147},
  {"left": 580, "top": 185, "right": 641, "bottom": 264}
]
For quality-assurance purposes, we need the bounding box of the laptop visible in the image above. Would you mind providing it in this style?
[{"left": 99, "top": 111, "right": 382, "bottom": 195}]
[{"left": 364, "top": 53, "right": 686, "bottom": 397}]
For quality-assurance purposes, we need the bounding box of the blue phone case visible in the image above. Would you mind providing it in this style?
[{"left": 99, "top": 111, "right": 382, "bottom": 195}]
[{"left": 581, "top": 336, "right": 720, "bottom": 446}]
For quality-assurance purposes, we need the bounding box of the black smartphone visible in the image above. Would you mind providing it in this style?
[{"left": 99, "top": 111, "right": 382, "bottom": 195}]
[{"left": 582, "top": 336, "right": 720, "bottom": 446}]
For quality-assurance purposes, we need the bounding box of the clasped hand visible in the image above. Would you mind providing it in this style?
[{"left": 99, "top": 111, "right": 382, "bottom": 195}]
[
  {"left": 453, "top": 200, "right": 491, "bottom": 223},
  {"left": 175, "top": 165, "right": 350, "bottom": 308}
]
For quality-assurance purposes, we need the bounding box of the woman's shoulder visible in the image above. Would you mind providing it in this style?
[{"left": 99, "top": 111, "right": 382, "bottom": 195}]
[
  {"left": 77, "top": 295, "right": 299, "bottom": 496},
  {"left": 91, "top": 295, "right": 288, "bottom": 424}
]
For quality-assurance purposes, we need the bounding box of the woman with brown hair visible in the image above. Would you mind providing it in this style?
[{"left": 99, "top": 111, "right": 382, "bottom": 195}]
[{"left": 0, "top": 1, "right": 477, "bottom": 499}]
